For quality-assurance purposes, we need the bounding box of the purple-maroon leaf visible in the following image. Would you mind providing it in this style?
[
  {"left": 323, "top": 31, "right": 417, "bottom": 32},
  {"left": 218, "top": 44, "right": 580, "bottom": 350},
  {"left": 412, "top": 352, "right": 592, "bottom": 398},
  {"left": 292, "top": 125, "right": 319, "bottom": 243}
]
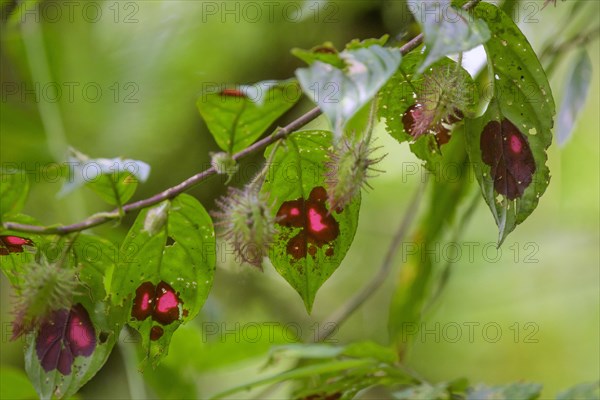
[
  {"left": 465, "top": 3, "right": 555, "bottom": 244},
  {"left": 480, "top": 119, "right": 536, "bottom": 200},
  {"left": 36, "top": 304, "right": 96, "bottom": 376},
  {"left": 24, "top": 235, "right": 120, "bottom": 400}
]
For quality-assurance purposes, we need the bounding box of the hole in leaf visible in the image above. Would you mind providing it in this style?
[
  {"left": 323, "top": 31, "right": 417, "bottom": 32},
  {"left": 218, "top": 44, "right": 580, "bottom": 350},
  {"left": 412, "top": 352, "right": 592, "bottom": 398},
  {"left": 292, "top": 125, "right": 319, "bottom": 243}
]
[
  {"left": 98, "top": 331, "right": 109, "bottom": 344},
  {"left": 166, "top": 236, "right": 176, "bottom": 247}
]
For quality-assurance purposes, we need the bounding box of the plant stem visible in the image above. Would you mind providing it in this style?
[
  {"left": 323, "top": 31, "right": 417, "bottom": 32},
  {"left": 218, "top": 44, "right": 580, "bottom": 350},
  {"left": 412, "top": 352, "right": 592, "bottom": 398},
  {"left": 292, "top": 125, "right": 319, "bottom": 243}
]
[
  {"left": 363, "top": 97, "right": 379, "bottom": 145},
  {"left": 422, "top": 189, "right": 481, "bottom": 315},
  {"left": 3, "top": 107, "right": 322, "bottom": 234},
  {"left": 21, "top": 5, "right": 87, "bottom": 221},
  {"left": 119, "top": 329, "right": 147, "bottom": 400},
  {"left": 21, "top": 13, "right": 68, "bottom": 162},
  {"left": 542, "top": 26, "right": 600, "bottom": 75},
  {"left": 249, "top": 139, "right": 282, "bottom": 190},
  {"left": 313, "top": 178, "right": 428, "bottom": 342},
  {"left": 541, "top": 26, "right": 600, "bottom": 60},
  {"left": 2, "top": 0, "right": 483, "bottom": 236}
]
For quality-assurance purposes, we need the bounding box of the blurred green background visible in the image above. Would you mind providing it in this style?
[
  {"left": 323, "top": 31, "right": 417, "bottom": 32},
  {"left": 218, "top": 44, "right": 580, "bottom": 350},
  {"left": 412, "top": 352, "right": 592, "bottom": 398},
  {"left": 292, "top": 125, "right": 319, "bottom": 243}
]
[{"left": 0, "top": 0, "right": 598, "bottom": 399}]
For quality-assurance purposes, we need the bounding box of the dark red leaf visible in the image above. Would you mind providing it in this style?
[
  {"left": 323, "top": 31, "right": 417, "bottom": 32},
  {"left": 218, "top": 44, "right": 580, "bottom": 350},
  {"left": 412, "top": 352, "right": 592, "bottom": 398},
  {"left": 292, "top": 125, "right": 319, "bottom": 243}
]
[
  {"left": 150, "top": 326, "right": 164, "bottom": 341},
  {"left": 36, "top": 304, "right": 96, "bottom": 375},
  {"left": 480, "top": 119, "right": 536, "bottom": 200},
  {"left": 131, "top": 281, "right": 155, "bottom": 321},
  {"left": 313, "top": 45, "right": 337, "bottom": 54},
  {"left": 443, "top": 108, "right": 464, "bottom": 124},
  {"left": 0, "top": 235, "right": 34, "bottom": 255},
  {"left": 220, "top": 89, "right": 246, "bottom": 97},
  {"left": 276, "top": 186, "right": 340, "bottom": 260},
  {"left": 131, "top": 281, "right": 184, "bottom": 325},
  {"left": 301, "top": 393, "right": 342, "bottom": 400},
  {"left": 434, "top": 124, "right": 451, "bottom": 146},
  {"left": 402, "top": 104, "right": 454, "bottom": 147},
  {"left": 152, "top": 281, "right": 182, "bottom": 325},
  {"left": 402, "top": 104, "right": 419, "bottom": 138}
]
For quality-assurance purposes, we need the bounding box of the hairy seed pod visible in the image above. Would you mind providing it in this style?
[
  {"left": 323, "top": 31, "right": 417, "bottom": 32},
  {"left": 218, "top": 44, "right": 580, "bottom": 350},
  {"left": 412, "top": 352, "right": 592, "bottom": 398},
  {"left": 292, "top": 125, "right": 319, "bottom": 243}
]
[
  {"left": 405, "top": 64, "right": 471, "bottom": 143},
  {"left": 11, "top": 259, "right": 80, "bottom": 339},
  {"left": 211, "top": 185, "right": 276, "bottom": 269},
  {"left": 325, "top": 137, "right": 384, "bottom": 211}
]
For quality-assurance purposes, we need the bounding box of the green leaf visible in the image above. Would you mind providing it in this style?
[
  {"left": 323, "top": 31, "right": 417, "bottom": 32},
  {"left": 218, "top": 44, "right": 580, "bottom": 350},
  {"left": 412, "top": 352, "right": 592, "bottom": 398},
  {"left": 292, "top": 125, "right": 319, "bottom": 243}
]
[
  {"left": 392, "top": 378, "right": 476, "bottom": 400},
  {"left": 288, "top": 341, "right": 408, "bottom": 400},
  {"left": 466, "top": 2, "right": 555, "bottom": 244},
  {"left": 0, "top": 366, "right": 38, "bottom": 400},
  {"left": 88, "top": 171, "right": 140, "bottom": 206},
  {"left": 556, "top": 381, "right": 600, "bottom": 400},
  {"left": 293, "top": 362, "right": 406, "bottom": 400},
  {"left": 292, "top": 36, "right": 390, "bottom": 68},
  {"left": 448, "top": 377, "right": 470, "bottom": 393},
  {"left": 557, "top": 50, "right": 592, "bottom": 146},
  {"left": 268, "top": 343, "right": 345, "bottom": 361},
  {"left": 412, "top": 0, "right": 490, "bottom": 72},
  {"left": 268, "top": 341, "right": 396, "bottom": 365},
  {"left": 197, "top": 79, "right": 300, "bottom": 153},
  {"left": 261, "top": 131, "right": 360, "bottom": 312},
  {"left": 0, "top": 169, "right": 29, "bottom": 219},
  {"left": 345, "top": 35, "right": 389, "bottom": 50},
  {"left": 379, "top": 52, "right": 478, "bottom": 172},
  {"left": 230, "top": 341, "right": 407, "bottom": 400},
  {"left": 59, "top": 148, "right": 150, "bottom": 206},
  {"left": 162, "top": 322, "right": 294, "bottom": 374},
  {"left": 296, "top": 45, "right": 401, "bottom": 136},
  {"left": 394, "top": 382, "right": 450, "bottom": 400},
  {"left": 25, "top": 235, "right": 120, "bottom": 400},
  {"left": 467, "top": 382, "right": 542, "bottom": 400},
  {"left": 210, "top": 359, "right": 373, "bottom": 400},
  {"left": 343, "top": 341, "right": 398, "bottom": 364},
  {"left": 110, "top": 194, "right": 216, "bottom": 366},
  {"left": 291, "top": 42, "right": 346, "bottom": 69}
]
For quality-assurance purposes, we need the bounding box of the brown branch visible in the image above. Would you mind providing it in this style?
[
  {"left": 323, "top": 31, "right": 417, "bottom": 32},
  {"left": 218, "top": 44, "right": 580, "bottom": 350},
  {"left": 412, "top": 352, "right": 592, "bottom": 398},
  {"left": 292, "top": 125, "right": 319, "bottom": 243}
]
[
  {"left": 2, "top": 107, "right": 322, "bottom": 235},
  {"left": 2, "top": 0, "right": 483, "bottom": 235}
]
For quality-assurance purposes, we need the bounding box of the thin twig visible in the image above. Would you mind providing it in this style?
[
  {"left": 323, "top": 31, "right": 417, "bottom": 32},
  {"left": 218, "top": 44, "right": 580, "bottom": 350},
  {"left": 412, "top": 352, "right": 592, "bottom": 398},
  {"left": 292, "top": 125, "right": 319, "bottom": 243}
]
[
  {"left": 2, "top": 107, "right": 322, "bottom": 234},
  {"left": 422, "top": 189, "right": 481, "bottom": 315},
  {"left": 2, "top": 0, "right": 483, "bottom": 235},
  {"left": 541, "top": 26, "right": 600, "bottom": 60},
  {"left": 314, "top": 179, "right": 428, "bottom": 342}
]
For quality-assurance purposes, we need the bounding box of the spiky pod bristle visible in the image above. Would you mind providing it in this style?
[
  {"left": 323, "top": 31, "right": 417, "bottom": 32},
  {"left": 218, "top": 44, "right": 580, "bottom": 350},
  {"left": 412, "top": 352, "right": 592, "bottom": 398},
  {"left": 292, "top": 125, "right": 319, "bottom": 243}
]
[
  {"left": 325, "top": 137, "right": 384, "bottom": 211},
  {"left": 11, "top": 260, "right": 80, "bottom": 339},
  {"left": 406, "top": 64, "right": 471, "bottom": 142},
  {"left": 212, "top": 185, "right": 277, "bottom": 269}
]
